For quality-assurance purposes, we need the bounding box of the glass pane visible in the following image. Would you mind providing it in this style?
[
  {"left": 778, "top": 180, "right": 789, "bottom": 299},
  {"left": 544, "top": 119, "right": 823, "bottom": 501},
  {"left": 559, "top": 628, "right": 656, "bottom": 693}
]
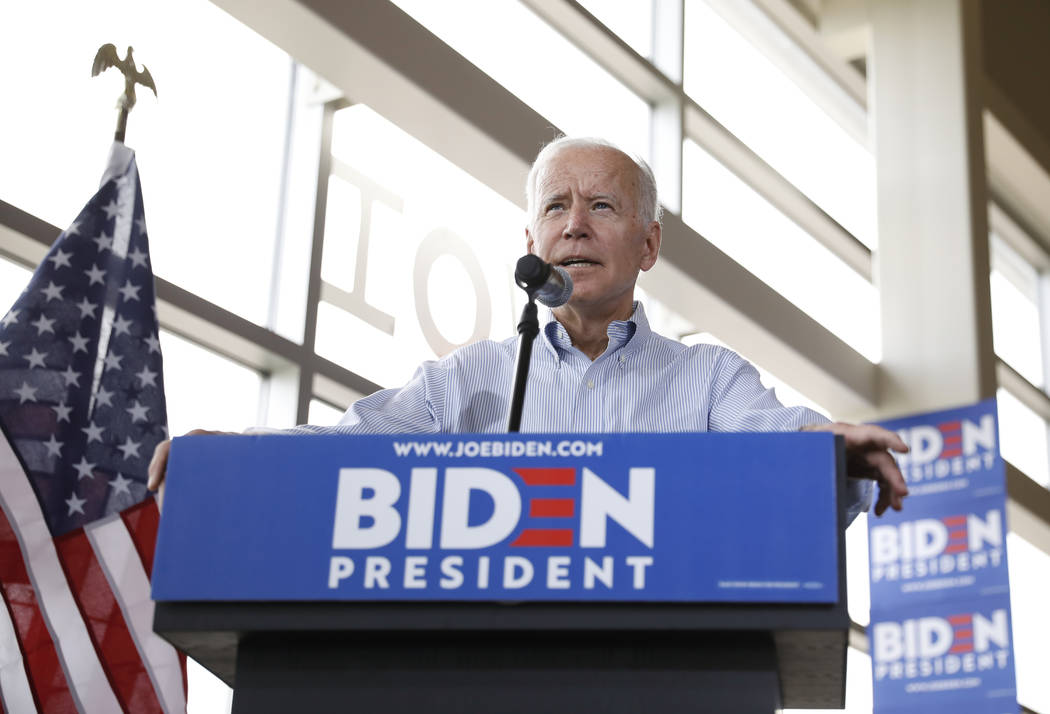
[
  {"left": 0, "top": 257, "right": 32, "bottom": 315},
  {"left": 577, "top": 0, "right": 653, "bottom": 59},
  {"left": 0, "top": 0, "right": 291, "bottom": 326},
  {"left": 309, "top": 398, "right": 346, "bottom": 426},
  {"left": 390, "top": 0, "right": 651, "bottom": 161},
  {"left": 1007, "top": 532, "right": 1050, "bottom": 713},
  {"left": 316, "top": 104, "right": 525, "bottom": 389},
  {"left": 846, "top": 512, "right": 871, "bottom": 627},
  {"left": 997, "top": 388, "right": 1050, "bottom": 488},
  {"left": 683, "top": 0, "right": 876, "bottom": 247},
  {"left": 990, "top": 236, "right": 1043, "bottom": 388},
  {"left": 159, "top": 330, "right": 262, "bottom": 437},
  {"left": 682, "top": 139, "right": 880, "bottom": 362}
]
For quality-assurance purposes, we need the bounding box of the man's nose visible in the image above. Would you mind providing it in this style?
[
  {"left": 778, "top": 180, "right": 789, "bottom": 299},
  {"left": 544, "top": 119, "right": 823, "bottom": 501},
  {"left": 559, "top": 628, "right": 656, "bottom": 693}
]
[{"left": 563, "top": 205, "right": 590, "bottom": 239}]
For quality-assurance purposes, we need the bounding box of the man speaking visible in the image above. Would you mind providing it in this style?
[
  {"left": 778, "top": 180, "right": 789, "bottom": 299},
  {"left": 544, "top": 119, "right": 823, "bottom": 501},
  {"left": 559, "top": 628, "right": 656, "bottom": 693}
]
[{"left": 149, "top": 137, "right": 908, "bottom": 520}]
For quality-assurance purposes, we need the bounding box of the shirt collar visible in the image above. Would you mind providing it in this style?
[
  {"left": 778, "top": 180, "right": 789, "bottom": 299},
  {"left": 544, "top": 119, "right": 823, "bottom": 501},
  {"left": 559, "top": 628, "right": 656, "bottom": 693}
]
[{"left": 540, "top": 301, "right": 651, "bottom": 362}]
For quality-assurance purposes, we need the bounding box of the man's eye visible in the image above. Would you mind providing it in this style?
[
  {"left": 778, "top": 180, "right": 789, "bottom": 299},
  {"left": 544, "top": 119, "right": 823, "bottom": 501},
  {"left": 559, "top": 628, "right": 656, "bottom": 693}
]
[
  {"left": 545, "top": 203, "right": 563, "bottom": 213},
  {"left": 593, "top": 201, "right": 611, "bottom": 210}
]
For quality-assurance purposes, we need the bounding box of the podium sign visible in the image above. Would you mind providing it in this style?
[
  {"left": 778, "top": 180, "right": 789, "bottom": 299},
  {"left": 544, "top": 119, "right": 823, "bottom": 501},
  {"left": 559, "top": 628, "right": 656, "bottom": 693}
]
[{"left": 153, "top": 432, "right": 841, "bottom": 603}]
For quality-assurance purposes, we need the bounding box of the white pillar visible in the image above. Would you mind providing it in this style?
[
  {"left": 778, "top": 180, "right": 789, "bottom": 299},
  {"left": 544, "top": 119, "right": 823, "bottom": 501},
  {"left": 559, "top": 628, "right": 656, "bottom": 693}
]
[{"left": 869, "top": 0, "right": 996, "bottom": 415}]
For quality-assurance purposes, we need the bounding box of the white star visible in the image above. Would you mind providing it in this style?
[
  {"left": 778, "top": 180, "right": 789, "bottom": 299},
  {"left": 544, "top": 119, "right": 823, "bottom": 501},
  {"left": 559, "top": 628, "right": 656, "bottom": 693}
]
[
  {"left": 31, "top": 314, "right": 55, "bottom": 335},
  {"left": 82, "top": 421, "right": 105, "bottom": 444},
  {"left": 0, "top": 340, "right": 9, "bottom": 357},
  {"left": 95, "top": 386, "right": 114, "bottom": 408},
  {"left": 60, "top": 366, "right": 80, "bottom": 387},
  {"left": 48, "top": 249, "right": 72, "bottom": 269},
  {"left": 25, "top": 348, "right": 47, "bottom": 369},
  {"left": 118, "top": 280, "right": 141, "bottom": 302},
  {"left": 103, "top": 352, "right": 123, "bottom": 372},
  {"left": 85, "top": 264, "right": 106, "bottom": 286},
  {"left": 109, "top": 473, "right": 133, "bottom": 496},
  {"left": 1, "top": 310, "right": 19, "bottom": 328},
  {"left": 40, "top": 281, "right": 64, "bottom": 301},
  {"left": 14, "top": 382, "right": 37, "bottom": 403},
  {"left": 101, "top": 199, "right": 121, "bottom": 220},
  {"left": 76, "top": 297, "right": 98, "bottom": 319},
  {"left": 126, "top": 400, "right": 150, "bottom": 422},
  {"left": 135, "top": 365, "right": 158, "bottom": 387},
  {"left": 66, "top": 492, "right": 87, "bottom": 515},
  {"left": 65, "top": 220, "right": 81, "bottom": 237},
  {"left": 73, "top": 457, "right": 96, "bottom": 480},
  {"left": 112, "top": 314, "right": 133, "bottom": 336},
  {"left": 43, "top": 435, "right": 63, "bottom": 458},
  {"left": 69, "top": 331, "right": 90, "bottom": 353},
  {"left": 117, "top": 437, "right": 141, "bottom": 460},
  {"left": 144, "top": 333, "right": 161, "bottom": 354},
  {"left": 135, "top": 216, "right": 147, "bottom": 234},
  {"left": 128, "top": 247, "right": 148, "bottom": 269},
  {"left": 52, "top": 402, "right": 72, "bottom": 422},
  {"left": 93, "top": 231, "right": 113, "bottom": 252}
]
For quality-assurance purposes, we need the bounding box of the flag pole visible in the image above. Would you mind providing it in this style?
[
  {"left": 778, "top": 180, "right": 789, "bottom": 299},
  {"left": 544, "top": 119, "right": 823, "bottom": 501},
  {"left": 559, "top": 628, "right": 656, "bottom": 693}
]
[{"left": 91, "top": 44, "right": 158, "bottom": 143}]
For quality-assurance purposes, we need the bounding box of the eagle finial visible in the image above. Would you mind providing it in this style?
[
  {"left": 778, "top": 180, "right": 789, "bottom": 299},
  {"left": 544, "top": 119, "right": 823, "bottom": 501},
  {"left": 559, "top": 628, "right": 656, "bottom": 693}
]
[{"left": 92, "top": 43, "right": 157, "bottom": 143}]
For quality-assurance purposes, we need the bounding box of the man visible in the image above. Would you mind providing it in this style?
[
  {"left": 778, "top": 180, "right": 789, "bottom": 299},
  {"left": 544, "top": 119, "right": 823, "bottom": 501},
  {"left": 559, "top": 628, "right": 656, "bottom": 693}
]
[{"left": 149, "top": 137, "right": 908, "bottom": 520}]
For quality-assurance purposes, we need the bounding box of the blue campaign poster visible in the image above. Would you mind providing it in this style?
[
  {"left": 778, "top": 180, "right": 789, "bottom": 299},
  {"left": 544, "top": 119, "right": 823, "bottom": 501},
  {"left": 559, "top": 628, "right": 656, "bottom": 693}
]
[{"left": 869, "top": 399, "right": 1017, "bottom": 713}]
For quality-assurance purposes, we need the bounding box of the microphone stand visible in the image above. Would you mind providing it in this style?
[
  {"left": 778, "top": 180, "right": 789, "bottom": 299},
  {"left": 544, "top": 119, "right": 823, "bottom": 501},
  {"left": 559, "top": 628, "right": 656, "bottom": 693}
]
[{"left": 506, "top": 298, "right": 538, "bottom": 433}]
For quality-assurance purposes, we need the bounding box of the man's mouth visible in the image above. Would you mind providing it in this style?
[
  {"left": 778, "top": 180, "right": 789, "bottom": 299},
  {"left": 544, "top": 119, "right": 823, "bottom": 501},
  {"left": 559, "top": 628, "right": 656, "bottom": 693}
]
[{"left": 559, "top": 258, "right": 600, "bottom": 268}]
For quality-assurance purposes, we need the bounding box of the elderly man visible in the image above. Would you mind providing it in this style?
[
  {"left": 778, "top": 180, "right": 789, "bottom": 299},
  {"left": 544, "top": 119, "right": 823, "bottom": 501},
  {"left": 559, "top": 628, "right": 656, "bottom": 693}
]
[{"left": 150, "top": 137, "right": 908, "bottom": 520}]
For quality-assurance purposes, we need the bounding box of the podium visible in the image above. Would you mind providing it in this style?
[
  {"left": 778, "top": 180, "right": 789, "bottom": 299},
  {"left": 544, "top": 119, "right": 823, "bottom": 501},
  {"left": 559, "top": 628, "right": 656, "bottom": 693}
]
[{"left": 152, "top": 432, "right": 850, "bottom": 713}]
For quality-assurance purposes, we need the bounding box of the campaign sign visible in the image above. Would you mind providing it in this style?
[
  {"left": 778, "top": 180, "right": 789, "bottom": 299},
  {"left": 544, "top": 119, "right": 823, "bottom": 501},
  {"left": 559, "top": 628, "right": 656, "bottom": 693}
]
[
  {"left": 869, "top": 492, "right": 1010, "bottom": 606},
  {"left": 153, "top": 432, "right": 841, "bottom": 602},
  {"left": 870, "top": 594, "right": 1018, "bottom": 713},
  {"left": 869, "top": 399, "right": 1017, "bottom": 713},
  {"left": 875, "top": 398, "right": 1004, "bottom": 501}
]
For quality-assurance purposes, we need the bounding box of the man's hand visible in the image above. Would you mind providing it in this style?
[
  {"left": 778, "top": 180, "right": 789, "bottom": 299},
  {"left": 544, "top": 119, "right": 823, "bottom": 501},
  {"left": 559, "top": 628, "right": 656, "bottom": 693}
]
[
  {"left": 147, "top": 429, "right": 234, "bottom": 511},
  {"left": 803, "top": 422, "right": 910, "bottom": 516}
]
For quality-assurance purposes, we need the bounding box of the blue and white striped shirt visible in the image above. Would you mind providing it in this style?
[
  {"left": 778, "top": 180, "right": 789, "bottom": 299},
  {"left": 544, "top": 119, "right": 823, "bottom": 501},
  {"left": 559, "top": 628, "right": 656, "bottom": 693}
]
[{"left": 303, "top": 302, "right": 871, "bottom": 521}]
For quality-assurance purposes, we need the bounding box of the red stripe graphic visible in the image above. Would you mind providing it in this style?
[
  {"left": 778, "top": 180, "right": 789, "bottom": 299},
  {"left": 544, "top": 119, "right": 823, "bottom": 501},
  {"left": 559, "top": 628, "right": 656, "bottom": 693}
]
[
  {"left": 944, "top": 543, "right": 968, "bottom": 554},
  {"left": 939, "top": 422, "right": 962, "bottom": 432},
  {"left": 955, "top": 628, "right": 973, "bottom": 639},
  {"left": 55, "top": 529, "right": 164, "bottom": 714},
  {"left": 942, "top": 516, "right": 967, "bottom": 527},
  {"left": 514, "top": 468, "right": 575, "bottom": 486},
  {"left": 121, "top": 499, "right": 160, "bottom": 577},
  {"left": 511, "top": 529, "right": 574, "bottom": 546},
  {"left": 948, "top": 614, "right": 972, "bottom": 625},
  {"left": 948, "top": 531, "right": 968, "bottom": 540},
  {"left": 940, "top": 448, "right": 962, "bottom": 458},
  {"left": 530, "top": 499, "right": 575, "bottom": 518},
  {"left": 0, "top": 501, "right": 75, "bottom": 713},
  {"left": 949, "top": 643, "right": 974, "bottom": 654},
  {"left": 944, "top": 435, "right": 962, "bottom": 445}
]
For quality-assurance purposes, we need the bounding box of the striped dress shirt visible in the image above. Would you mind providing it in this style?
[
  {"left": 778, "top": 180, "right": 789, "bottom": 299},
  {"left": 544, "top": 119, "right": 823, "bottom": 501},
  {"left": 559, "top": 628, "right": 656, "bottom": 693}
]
[{"left": 299, "top": 302, "right": 871, "bottom": 522}]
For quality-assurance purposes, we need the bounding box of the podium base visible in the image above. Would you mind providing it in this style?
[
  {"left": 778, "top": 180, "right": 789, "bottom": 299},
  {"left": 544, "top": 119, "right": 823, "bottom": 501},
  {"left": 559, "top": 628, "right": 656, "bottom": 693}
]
[{"left": 231, "top": 633, "right": 781, "bottom": 714}]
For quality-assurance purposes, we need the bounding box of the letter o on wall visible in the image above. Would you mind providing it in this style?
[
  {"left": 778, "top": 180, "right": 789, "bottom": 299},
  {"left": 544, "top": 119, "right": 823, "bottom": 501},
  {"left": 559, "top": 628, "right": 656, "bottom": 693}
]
[{"left": 413, "top": 228, "right": 492, "bottom": 356}]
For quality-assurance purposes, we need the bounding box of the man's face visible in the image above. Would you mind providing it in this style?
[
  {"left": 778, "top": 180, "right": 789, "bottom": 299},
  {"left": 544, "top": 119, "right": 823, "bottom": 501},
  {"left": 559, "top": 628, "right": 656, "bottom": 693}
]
[{"left": 526, "top": 146, "right": 660, "bottom": 316}]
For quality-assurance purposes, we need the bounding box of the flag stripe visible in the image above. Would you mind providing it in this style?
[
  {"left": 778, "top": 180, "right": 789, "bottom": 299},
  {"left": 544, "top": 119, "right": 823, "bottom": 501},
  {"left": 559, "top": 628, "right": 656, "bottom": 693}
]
[
  {"left": 0, "top": 513, "right": 45, "bottom": 714},
  {"left": 88, "top": 517, "right": 186, "bottom": 714},
  {"left": 55, "top": 526, "right": 162, "bottom": 713},
  {"left": 0, "top": 430, "right": 121, "bottom": 713},
  {"left": 120, "top": 500, "right": 159, "bottom": 577}
]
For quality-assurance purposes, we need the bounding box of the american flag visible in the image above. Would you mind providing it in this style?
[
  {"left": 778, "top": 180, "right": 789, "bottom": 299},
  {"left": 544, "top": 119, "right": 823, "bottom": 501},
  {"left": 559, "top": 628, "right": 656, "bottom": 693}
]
[{"left": 0, "top": 143, "right": 186, "bottom": 712}]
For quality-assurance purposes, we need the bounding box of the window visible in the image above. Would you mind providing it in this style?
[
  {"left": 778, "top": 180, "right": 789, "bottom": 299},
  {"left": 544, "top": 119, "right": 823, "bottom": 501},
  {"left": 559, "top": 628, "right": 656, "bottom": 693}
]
[
  {"left": 682, "top": 139, "right": 880, "bottom": 362},
  {"left": 390, "top": 0, "right": 651, "bottom": 160},
  {"left": 0, "top": 257, "right": 32, "bottom": 314},
  {"left": 0, "top": 0, "right": 292, "bottom": 326},
  {"left": 991, "top": 234, "right": 1044, "bottom": 387},
  {"left": 315, "top": 104, "right": 525, "bottom": 389},
  {"left": 1008, "top": 532, "right": 1050, "bottom": 713},
  {"left": 683, "top": 0, "right": 875, "bottom": 247},
  {"left": 576, "top": 0, "right": 654, "bottom": 59},
  {"left": 997, "top": 388, "right": 1050, "bottom": 488}
]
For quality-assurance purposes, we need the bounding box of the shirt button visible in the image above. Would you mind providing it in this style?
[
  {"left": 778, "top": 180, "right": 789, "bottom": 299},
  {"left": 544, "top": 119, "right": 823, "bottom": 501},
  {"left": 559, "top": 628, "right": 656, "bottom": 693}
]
[
  {"left": 618, "top": 355, "right": 626, "bottom": 364},
  {"left": 586, "top": 379, "right": 595, "bottom": 389}
]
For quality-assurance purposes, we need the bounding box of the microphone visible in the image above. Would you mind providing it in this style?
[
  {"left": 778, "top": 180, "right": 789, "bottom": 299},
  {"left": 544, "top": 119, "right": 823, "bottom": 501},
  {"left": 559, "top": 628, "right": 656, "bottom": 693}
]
[{"left": 514, "top": 254, "right": 573, "bottom": 307}]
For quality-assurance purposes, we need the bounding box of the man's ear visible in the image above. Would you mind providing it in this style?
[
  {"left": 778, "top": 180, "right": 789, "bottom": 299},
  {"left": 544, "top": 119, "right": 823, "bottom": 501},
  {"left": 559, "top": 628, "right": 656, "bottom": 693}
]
[
  {"left": 525, "top": 226, "right": 535, "bottom": 255},
  {"left": 639, "top": 221, "right": 662, "bottom": 272}
]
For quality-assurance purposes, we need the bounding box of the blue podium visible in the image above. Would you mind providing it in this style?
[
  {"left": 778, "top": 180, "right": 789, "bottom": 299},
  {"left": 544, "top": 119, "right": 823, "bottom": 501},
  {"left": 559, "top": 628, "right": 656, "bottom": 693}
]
[{"left": 152, "top": 432, "right": 850, "bottom": 712}]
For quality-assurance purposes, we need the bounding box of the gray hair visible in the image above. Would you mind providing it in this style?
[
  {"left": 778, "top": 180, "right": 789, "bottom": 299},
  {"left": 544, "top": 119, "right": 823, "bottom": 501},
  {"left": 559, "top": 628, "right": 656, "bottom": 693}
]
[{"left": 525, "top": 136, "right": 662, "bottom": 226}]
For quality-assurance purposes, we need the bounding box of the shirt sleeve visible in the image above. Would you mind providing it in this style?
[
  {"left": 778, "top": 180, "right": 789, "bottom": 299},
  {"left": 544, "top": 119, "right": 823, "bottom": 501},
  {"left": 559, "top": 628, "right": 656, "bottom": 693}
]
[
  {"left": 286, "top": 362, "right": 443, "bottom": 435},
  {"left": 706, "top": 347, "right": 872, "bottom": 526}
]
